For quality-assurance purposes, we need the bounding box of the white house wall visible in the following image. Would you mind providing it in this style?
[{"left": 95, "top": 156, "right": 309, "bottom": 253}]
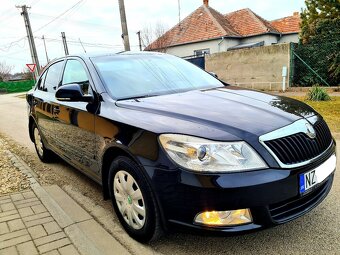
[
  {"left": 165, "top": 33, "right": 298, "bottom": 57},
  {"left": 166, "top": 38, "right": 240, "bottom": 57},
  {"left": 240, "top": 34, "right": 278, "bottom": 46},
  {"left": 278, "top": 34, "right": 299, "bottom": 43}
]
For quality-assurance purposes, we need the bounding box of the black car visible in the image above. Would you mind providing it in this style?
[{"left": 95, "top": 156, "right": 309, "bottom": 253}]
[{"left": 27, "top": 52, "right": 337, "bottom": 242}]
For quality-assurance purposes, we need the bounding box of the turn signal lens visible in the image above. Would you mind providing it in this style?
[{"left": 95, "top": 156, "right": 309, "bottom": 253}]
[{"left": 194, "top": 209, "right": 252, "bottom": 226}]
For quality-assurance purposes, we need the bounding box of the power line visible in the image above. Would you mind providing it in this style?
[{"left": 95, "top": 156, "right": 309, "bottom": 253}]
[
  {"left": 33, "top": 0, "right": 85, "bottom": 33},
  {"left": 30, "top": 12, "right": 116, "bottom": 29}
]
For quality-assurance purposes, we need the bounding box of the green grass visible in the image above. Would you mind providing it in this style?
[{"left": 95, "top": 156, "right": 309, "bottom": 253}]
[{"left": 290, "top": 96, "right": 340, "bottom": 134}]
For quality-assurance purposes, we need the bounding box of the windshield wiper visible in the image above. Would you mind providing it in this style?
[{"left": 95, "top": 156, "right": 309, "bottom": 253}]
[{"left": 116, "top": 94, "right": 161, "bottom": 101}]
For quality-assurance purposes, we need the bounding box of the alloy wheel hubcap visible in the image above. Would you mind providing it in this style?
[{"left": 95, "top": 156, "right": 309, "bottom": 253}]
[
  {"left": 34, "top": 128, "right": 44, "bottom": 157},
  {"left": 113, "top": 170, "right": 146, "bottom": 230}
]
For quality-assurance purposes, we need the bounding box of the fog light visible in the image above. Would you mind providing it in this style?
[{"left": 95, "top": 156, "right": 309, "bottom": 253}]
[{"left": 194, "top": 209, "right": 252, "bottom": 226}]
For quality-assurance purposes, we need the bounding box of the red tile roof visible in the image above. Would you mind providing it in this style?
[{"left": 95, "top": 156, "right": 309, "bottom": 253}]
[
  {"left": 225, "top": 8, "right": 278, "bottom": 36},
  {"left": 270, "top": 12, "right": 301, "bottom": 34},
  {"left": 146, "top": 5, "right": 238, "bottom": 51},
  {"left": 146, "top": 5, "right": 300, "bottom": 50}
]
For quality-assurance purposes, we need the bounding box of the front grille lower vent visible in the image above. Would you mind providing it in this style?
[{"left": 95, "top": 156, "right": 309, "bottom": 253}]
[{"left": 264, "top": 119, "right": 332, "bottom": 165}]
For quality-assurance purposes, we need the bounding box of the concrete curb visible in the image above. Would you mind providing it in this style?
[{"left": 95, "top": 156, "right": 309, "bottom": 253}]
[{"left": 5, "top": 150, "right": 131, "bottom": 255}]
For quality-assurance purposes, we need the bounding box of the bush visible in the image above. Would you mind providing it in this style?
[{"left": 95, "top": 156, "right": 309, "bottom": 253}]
[{"left": 306, "top": 85, "right": 331, "bottom": 101}]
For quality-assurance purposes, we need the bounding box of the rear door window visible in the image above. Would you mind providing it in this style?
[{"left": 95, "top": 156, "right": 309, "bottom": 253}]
[{"left": 44, "top": 61, "right": 64, "bottom": 93}]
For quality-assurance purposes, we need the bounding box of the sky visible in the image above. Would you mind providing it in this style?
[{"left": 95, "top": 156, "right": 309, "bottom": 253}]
[{"left": 0, "top": 0, "right": 306, "bottom": 73}]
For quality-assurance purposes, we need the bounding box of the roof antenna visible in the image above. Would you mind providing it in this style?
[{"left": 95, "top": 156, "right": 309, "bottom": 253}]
[
  {"left": 79, "top": 38, "right": 86, "bottom": 53},
  {"left": 178, "top": 0, "right": 182, "bottom": 29}
]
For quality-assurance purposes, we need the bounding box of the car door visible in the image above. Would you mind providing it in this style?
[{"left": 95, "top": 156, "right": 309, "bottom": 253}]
[
  {"left": 54, "top": 58, "right": 99, "bottom": 178},
  {"left": 33, "top": 61, "right": 64, "bottom": 149}
]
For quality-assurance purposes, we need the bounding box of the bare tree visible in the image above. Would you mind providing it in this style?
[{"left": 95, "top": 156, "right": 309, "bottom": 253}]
[
  {"left": 0, "top": 61, "right": 14, "bottom": 81},
  {"left": 141, "top": 21, "right": 170, "bottom": 53},
  {"left": 21, "top": 68, "right": 34, "bottom": 80}
]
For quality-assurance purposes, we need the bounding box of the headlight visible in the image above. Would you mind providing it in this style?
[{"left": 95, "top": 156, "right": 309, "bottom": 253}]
[{"left": 159, "top": 134, "right": 267, "bottom": 172}]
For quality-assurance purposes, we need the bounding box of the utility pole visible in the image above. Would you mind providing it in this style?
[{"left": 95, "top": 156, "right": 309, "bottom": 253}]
[
  {"left": 42, "top": 35, "right": 49, "bottom": 63},
  {"left": 118, "top": 0, "right": 130, "bottom": 51},
  {"left": 61, "top": 32, "right": 69, "bottom": 56},
  {"left": 17, "top": 5, "right": 40, "bottom": 78},
  {"left": 136, "top": 31, "right": 142, "bottom": 51}
]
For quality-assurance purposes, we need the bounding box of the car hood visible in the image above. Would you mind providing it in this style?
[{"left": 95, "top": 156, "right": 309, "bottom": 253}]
[{"left": 115, "top": 86, "right": 317, "bottom": 139}]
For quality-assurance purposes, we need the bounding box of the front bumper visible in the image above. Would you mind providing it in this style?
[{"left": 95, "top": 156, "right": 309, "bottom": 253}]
[{"left": 145, "top": 142, "right": 336, "bottom": 233}]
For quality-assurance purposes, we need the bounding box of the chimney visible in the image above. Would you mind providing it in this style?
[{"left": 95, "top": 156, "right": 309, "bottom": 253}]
[
  {"left": 293, "top": 12, "right": 299, "bottom": 16},
  {"left": 203, "top": 0, "right": 209, "bottom": 6}
]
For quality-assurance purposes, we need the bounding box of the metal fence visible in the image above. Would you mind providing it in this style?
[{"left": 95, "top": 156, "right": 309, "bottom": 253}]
[{"left": 290, "top": 41, "right": 340, "bottom": 87}]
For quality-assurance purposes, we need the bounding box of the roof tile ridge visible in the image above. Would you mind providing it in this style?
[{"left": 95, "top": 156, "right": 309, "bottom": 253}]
[{"left": 202, "top": 4, "right": 228, "bottom": 35}]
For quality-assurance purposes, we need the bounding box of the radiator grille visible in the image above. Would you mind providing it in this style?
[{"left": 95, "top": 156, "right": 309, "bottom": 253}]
[{"left": 264, "top": 119, "right": 332, "bottom": 165}]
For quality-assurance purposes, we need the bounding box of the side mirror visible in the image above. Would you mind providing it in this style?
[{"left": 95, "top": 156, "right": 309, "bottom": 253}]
[
  {"left": 56, "top": 83, "right": 93, "bottom": 102},
  {"left": 209, "top": 72, "right": 218, "bottom": 79}
]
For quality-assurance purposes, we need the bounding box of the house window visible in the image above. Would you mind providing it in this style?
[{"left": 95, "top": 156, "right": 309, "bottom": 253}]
[{"left": 194, "top": 48, "right": 210, "bottom": 57}]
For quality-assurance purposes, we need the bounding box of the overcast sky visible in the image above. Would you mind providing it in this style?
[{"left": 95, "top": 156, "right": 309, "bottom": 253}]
[{"left": 0, "top": 0, "right": 306, "bottom": 73}]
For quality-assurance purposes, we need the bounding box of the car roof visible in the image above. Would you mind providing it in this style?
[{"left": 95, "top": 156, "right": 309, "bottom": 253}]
[{"left": 51, "top": 51, "right": 165, "bottom": 62}]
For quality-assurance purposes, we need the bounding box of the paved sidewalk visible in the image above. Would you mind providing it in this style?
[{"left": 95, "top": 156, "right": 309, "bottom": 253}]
[
  {"left": 0, "top": 190, "right": 78, "bottom": 255},
  {"left": 0, "top": 151, "right": 130, "bottom": 255}
]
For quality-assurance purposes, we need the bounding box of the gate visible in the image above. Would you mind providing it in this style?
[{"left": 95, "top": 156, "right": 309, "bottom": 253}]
[{"left": 183, "top": 55, "right": 205, "bottom": 70}]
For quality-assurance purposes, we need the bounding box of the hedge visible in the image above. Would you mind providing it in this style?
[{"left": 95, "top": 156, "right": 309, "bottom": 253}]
[{"left": 0, "top": 80, "right": 35, "bottom": 93}]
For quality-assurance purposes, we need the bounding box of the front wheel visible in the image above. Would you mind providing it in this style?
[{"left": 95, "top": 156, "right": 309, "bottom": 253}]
[
  {"left": 32, "top": 123, "right": 54, "bottom": 163},
  {"left": 108, "top": 156, "right": 162, "bottom": 243}
]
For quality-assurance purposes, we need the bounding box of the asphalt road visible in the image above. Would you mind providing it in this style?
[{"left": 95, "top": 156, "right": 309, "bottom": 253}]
[{"left": 0, "top": 92, "right": 339, "bottom": 255}]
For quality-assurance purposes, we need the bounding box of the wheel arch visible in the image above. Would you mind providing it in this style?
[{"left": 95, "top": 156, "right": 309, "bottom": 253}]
[{"left": 101, "top": 146, "right": 139, "bottom": 200}]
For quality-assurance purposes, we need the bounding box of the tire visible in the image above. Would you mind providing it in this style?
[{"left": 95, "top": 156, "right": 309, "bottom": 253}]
[
  {"left": 108, "top": 156, "right": 162, "bottom": 243},
  {"left": 32, "top": 122, "right": 54, "bottom": 163}
]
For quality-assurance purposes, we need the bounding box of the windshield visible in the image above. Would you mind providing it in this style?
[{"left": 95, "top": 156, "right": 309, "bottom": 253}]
[{"left": 91, "top": 54, "right": 224, "bottom": 100}]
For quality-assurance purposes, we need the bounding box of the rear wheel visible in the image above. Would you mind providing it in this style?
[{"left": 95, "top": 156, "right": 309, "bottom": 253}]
[
  {"left": 108, "top": 156, "right": 162, "bottom": 242},
  {"left": 32, "top": 123, "right": 54, "bottom": 163}
]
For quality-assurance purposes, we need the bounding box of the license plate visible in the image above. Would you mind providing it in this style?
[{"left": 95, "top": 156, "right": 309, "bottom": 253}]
[{"left": 299, "top": 154, "right": 336, "bottom": 194}]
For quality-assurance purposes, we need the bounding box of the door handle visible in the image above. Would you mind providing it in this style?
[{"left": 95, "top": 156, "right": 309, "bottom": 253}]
[{"left": 53, "top": 106, "right": 60, "bottom": 115}]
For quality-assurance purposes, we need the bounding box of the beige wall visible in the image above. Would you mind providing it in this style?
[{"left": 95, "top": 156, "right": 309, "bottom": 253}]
[{"left": 205, "top": 43, "right": 291, "bottom": 90}]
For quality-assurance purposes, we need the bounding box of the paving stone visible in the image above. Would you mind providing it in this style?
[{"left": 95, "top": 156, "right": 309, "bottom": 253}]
[
  {"left": 43, "top": 222, "right": 61, "bottom": 235},
  {"left": 58, "top": 245, "right": 80, "bottom": 255},
  {"left": 31, "top": 205, "right": 47, "bottom": 214},
  {"left": 18, "top": 208, "right": 34, "bottom": 218},
  {"left": 42, "top": 250, "right": 60, "bottom": 255},
  {"left": 10, "top": 194, "right": 24, "bottom": 202},
  {"left": 21, "top": 192, "right": 36, "bottom": 199},
  {"left": 0, "top": 213, "right": 20, "bottom": 223},
  {"left": 0, "top": 235, "right": 31, "bottom": 250},
  {"left": 28, "top": 225, "right": 47, "bottom": 239},
  {"left": 0, "top": 229, "right": 28, "bottom": 242},
  {"left": 34, "top": 232, "right": 66, "bottom": 246},
  {"left": 8, "top": 219, "right": 25, "bottom": 232},
  {"left": 0, "top": 209, "right": 18, "bottom": 218},
  {"left": 37, "top": 238, "right": 71, "bottom": 254},
  {"left": 25, "top": 217, "right": 54, "bottom": 228},
  {"left": 1, "top": 203, "right": 16, "bottom": 212},
  {"left": 14, "top": 198, "right": 39, "bottom": 206},
  {"left": 0, "top": 246, "right": 18, "bottom": 255},
  {"left": 23, "top": 212, "right": 50, "bottom": 223},
  {"left": 17, "top": 241, "right": 38, "bottom": 255},
  {"left": 16, "top": 201, "right": 41, "bottom": 209},
  {"left": 0, "top": 222, "right": 9, "bottom": 235},
  {"left": 0, "top": 199, "right": 11, "bottom": 205},
  {"left": 0, "top": 195, "right": 11, "bottom": 202}
]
